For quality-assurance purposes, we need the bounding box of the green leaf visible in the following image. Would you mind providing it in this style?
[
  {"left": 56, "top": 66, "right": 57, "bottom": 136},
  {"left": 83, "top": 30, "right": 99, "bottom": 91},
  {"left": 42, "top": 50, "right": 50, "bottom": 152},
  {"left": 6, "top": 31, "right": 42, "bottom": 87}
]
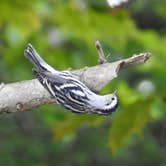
[{"left": 109, "top": 99, "right": 151, "bottom": 154}]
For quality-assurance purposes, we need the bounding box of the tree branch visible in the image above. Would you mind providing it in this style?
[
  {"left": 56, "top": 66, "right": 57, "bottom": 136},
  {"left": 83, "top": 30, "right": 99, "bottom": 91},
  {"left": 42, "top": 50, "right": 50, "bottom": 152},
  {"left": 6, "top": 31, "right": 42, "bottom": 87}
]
[{"left": 0, "top": 43, "right": 151, "bottom": 114}]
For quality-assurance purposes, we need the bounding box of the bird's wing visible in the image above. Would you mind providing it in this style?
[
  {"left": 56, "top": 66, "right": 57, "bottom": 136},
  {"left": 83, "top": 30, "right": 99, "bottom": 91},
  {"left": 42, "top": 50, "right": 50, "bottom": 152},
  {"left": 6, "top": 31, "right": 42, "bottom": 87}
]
[{"left": 34, "top": 69, "right": 68, "bottom": 85}]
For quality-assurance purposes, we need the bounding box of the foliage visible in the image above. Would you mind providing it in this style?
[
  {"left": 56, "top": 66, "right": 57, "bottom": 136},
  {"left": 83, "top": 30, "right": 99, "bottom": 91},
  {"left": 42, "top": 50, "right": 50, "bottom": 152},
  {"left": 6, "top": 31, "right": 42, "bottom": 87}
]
[{"left": 0, "top": 0, "right": 166, "bottom": 165}]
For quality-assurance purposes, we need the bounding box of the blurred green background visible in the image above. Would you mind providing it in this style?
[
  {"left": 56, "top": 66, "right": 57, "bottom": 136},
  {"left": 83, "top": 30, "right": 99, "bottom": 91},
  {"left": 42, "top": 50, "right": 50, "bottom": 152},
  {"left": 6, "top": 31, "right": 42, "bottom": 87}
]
[{"left": 0, "top": 0, "right": 166, "bottom": 165}]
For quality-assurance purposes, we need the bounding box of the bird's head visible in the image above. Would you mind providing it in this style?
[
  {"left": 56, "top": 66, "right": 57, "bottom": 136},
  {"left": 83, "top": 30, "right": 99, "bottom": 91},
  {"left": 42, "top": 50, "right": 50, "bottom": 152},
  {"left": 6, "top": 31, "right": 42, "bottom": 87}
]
[{"left": 95, "top": 90, "right": 118, "bottom": 115}]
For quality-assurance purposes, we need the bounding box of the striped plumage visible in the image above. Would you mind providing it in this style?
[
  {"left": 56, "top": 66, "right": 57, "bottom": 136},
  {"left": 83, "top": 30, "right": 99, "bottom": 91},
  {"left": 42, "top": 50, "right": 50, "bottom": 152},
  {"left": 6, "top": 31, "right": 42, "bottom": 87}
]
[{"left": 24, "top": 44, "right": 118, "bottom": 115}]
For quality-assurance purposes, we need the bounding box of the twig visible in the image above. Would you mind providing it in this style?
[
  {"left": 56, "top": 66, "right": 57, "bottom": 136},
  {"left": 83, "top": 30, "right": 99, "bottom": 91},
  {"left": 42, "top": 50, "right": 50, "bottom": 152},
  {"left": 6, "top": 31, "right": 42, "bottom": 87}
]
[
  {"left": 119, "top": 52, "right": 151, "bottom": 69},
  {"left": 95, "top": 40, "right": 108, "bottom": 64}
]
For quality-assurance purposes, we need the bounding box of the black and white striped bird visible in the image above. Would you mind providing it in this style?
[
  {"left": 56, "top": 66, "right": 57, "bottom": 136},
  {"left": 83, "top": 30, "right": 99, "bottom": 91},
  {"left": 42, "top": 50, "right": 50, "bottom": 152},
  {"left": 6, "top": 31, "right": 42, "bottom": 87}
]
[{"left": 24, "top": 44, "right": 118, "bottom": 115}]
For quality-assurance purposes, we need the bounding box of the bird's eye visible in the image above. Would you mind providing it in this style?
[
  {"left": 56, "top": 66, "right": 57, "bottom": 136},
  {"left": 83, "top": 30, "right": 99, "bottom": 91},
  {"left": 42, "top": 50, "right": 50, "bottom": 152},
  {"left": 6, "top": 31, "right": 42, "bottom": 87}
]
[{"left": 111, "top": 97, "right": 115, "bottom": 101}]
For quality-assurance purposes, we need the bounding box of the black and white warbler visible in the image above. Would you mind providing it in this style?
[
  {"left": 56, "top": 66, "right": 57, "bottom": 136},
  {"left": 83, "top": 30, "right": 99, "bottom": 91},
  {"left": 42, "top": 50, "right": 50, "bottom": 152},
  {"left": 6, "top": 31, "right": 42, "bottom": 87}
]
[{"left": 24, "top": 44, "right": 118, "bottom": 115}]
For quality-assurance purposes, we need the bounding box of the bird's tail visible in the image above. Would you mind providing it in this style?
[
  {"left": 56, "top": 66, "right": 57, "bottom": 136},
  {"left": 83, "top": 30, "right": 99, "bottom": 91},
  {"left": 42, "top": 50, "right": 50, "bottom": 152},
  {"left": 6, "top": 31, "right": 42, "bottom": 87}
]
[{"left": 24, "top": 44, "right": 56, "bottom": 73}]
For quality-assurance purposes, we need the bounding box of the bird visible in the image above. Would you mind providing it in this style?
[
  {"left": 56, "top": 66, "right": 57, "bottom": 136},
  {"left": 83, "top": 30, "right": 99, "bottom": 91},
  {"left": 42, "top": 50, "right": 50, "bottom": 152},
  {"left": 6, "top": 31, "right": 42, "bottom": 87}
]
[{"left": 24, "top": 44, "right": 118, "bottom": 115}]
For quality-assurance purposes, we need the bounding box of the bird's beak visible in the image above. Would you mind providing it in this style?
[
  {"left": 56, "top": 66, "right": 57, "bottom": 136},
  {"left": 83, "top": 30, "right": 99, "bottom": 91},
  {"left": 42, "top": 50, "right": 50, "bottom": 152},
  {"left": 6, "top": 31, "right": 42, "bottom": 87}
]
[{"left": 113, "top": 89, "right": 118, "bottom": 95}]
